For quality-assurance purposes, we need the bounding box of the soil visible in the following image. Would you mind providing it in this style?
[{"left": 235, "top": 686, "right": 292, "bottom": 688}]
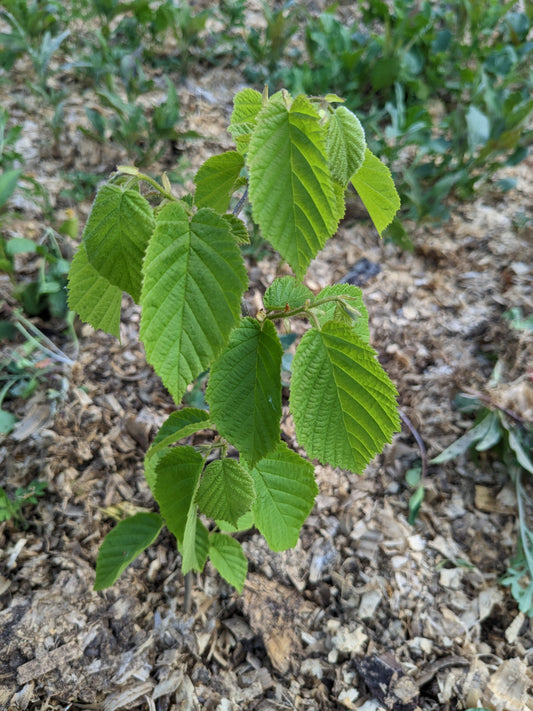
[{"left": 1, "top": 6, "right": 533, "bottom": 710}]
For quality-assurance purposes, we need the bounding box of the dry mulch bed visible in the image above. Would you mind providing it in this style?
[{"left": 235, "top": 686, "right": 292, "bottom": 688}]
[{"left": 1, "top": 23, "right": 533, "bottom": 711}]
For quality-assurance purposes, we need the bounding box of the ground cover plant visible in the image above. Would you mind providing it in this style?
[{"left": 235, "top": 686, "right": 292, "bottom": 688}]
[{"left": 67, "top": 88, "right": 401, "bottom": 592}]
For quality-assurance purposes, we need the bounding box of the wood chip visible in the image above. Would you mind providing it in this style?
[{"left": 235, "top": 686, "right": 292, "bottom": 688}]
[
  {"left": 17, "top": 641, "right": 83, "bottom": 685},
  {"left": 484, "top": 658, "right": 533, "bottom": 711}
]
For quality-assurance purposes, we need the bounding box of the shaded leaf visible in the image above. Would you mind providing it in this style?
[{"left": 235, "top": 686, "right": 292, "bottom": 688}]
[
  {"left": 209, "top": 533, "right": 247, "bottom": 592},
  {"left": 264, "top": 276, "right": 313, "bottom": 311},
  {"left": 94, "top": 512, "right": 163, "bottom": 590},
  {"left": 206, "top": 318, "right": 282, "bottom": 466},
  {"left": 194, "top": 151, "right": 244, "bottom": 213},
  {"left": 84, "top": 184, "right": 154, "bottom": 302},
  {"left": 196, "top": 459, "right": 255, "bottom": 526},
  {"left": 153, "top": 446, "right": 203, "bottom": 545},
  {"left": 68, "top": 243, "right": 122, "bottom": 338}
]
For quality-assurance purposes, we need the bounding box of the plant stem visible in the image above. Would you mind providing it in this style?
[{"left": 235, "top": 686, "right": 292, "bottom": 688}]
[
  {"left": 265, "top": 294, "right": 354, "bottom": 323},
  {"left": 184, "top": 571, "right": 193, "bottom": 614}
]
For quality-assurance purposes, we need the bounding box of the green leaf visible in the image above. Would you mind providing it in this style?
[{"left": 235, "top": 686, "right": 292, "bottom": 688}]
[
  {"left": 466, "top": 105, "right": 490, "bottom": 152},
  {"left": 67, "top": 243, "right": 122, "bottom": 338},
  {"left": 144, "top": 408, "right": 211, "bottom": 492},
  {"left": 140, "top": 203, "right": 248, "bottom": 404},
  {"left": 153, "top": 446, "right": 204, "bottom": 545},
  {"left": 196, "top": 459, "right": 255, "bottom": 527},
  {"left": 250, "top": 443, "right": 317, "bottom": 551},
  {"left": 351, "top": 148, "right": 400, "bottom": 236},
  {"left": 430, "top": 412, "right": 494, "bottom": 464},
  {"left": 228, "top": 88, "right": 264, "bottom": 154},
  {"left": 0, "top": 169, "right": 21, "bottom": 210},
  {"left": 248, "top": 93, "right": 343, "bottom": 279},
  {"left": 290, "top": 322, "right": 399, "bottom": 473},
  {"left": 5, "top": 237, "right": 37, "bottom": 255},
  {"left": 474, "top": 410, "right": 502, "bottom": 451},
  {"left": 208, "top": 533, "right": 248, "bottom": 592},
  {"left": 384, "top": 216, "right": 414, "bottom": 252},
  {"left": 194, "top": 151, "right": 245, "bottom": 213},
  {"left": 182, "top": 511, "right": 209, "bottom": 574},
  {"left": 0, "top": 409, "right": 17, "bottom": 435},
  {"left": 216, "top": 509, "right": 255, "bottom": 533},
  {"left": 206, "top": 318, "right": 282, "bottom": 466},
  {"left": 326, "top": 106, "right": 366, "bottom": 186},
  {"left": 312, "top": 284, "right": 369, "bottom": 343},
  {"left": 508, "top": 430, "right": 533, "bottom": 475},
  {"left": 222, "top": 213, "right": 250, "bottom": 244},
  {"left": 408, "top": 485, "right": 425, "bottom": 525},
  {"left": 84, "top": 184, "right": 155, "bottom": 302},
  {"left": 94, "top": 512, "right": 163, "bottom": 590},
  {"left": 264, "top": 276, "right": 313, "bottom": 311}
]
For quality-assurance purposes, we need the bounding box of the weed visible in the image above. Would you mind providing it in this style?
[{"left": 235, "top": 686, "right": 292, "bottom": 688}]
[
  {"left": 0, "top": 480, "right": 48, "bottom": 526},
  {"left": 432, "top": 377, "right": 533, "bottom": 615},
  {"left": 80, "top": 78, "right": 197, "bottom": 167}
]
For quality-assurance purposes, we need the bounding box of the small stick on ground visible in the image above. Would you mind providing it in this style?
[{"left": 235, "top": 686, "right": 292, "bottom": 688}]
[{"left": 399, "top": 408, "right": 428, "bottom": 479}]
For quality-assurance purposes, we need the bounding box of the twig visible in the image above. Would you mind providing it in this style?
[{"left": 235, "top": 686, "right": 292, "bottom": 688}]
[
  {"left": 233, "top": 187, "right": 248, "bottom": 218},
  {"left": 462, "top": 386, "right": 531, "bottom": 426},
  {"left": 399, "top": 408, "right": 428, "bottom": 478}
]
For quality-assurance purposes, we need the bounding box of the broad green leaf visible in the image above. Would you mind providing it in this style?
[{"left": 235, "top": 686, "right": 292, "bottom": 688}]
[
  {"left": 250, "top": 443, "right": 317, "bottom": 551},
  {"left": 326, "top": 106, "right": 366, "bottom": 186},
  {"left": 153, "top": 446, "right": 203, "bottom": 545},
  {"left": 196, "top": 459, "right": 255, "bottom": 527},
  {"left": 248, "top": 93, "right": 343, "bottom": 279},
  {"left": 67, "top": 243, "right": 122, "bottom": 338},
  {"left": 313, "top": 284, "right": 369, "bottom": 343},
  {"left": 208, "top": 533, "right": 248, "bottom": 592},
  {"left": 206, "top": 318, "right": 282, "bottom": 466},
  {"left": 84, "top": 184, "right": 155, "bottom": 302},
  {"left": 5, "top": 237, "right": 37, "bottom": 255},
  {"left": 0, "top": 169, "right": 21, "bottom": 209},
  {"left": 263, "top": 276, "right": 313, "bottom": 311},
  {"left": 222, "top": 213, "right": 250, "bottom": 244},
  {"left": 350, "top": 149, "right": 400, "bottom": 236},
  {"left": 182, "top": 511, "right": 209, "bottom": 574},
  {"left": 94, "top": 512, "right": 163, "bottom": 590},
  {"left": 228, "top": 88, "right": 263, "bottom": 154},
  {"left": 290, "top": 322, "right": 399, "bottom": 473},
  {"left": 140, "top": 204, "right": 248, "bottom": 404},
  {"left": 144, "top": 408, "right": 211, "bottom": 492},
  {"left": 194, "top": 151, "right": 245, "bottom": 213}
]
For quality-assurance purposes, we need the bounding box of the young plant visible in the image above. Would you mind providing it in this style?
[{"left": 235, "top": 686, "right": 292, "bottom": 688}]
[
  {"left": 80, "top": 78, "right": 195, "bottom": 167},
  {"left": 0, "top": 479, "right": 48, "bottom": 526},
  {"left": 68, "top": 88, "right": 401, "bottom": 592},
  {"left": 432, "top": 380, "right": 533, "bottom": 615}
]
